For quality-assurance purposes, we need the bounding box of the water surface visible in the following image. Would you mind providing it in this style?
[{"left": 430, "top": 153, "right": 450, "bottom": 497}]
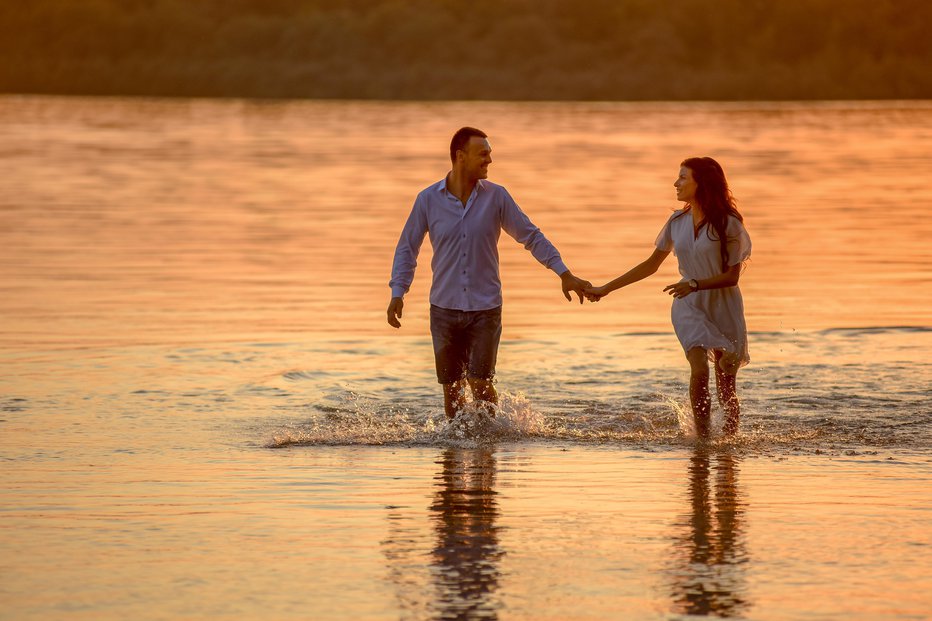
[{"left": 1, "top": 97, "right": 930, "bottom": 620}]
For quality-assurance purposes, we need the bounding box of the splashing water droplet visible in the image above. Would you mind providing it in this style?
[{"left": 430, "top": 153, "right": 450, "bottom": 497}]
[{"left": 266, "top": 390, "right": 548, "bottom": 448}]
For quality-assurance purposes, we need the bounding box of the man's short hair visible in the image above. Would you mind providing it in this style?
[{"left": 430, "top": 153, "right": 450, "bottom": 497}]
[{"left": 450, "top": 127, "right": 487, "bottom": 163}]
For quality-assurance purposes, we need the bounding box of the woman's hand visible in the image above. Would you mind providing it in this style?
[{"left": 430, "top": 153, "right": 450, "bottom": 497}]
[
  {"left": 584, "top": 284, "right": 608, "bottom": 302},
  {"left": 663, "top": 280, "right": 695, "bottom": 299}
]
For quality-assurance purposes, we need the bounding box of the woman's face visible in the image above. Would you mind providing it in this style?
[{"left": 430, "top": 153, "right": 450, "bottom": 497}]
[{"left": 674, "top": 166, "right": 697, "bottom": 204}]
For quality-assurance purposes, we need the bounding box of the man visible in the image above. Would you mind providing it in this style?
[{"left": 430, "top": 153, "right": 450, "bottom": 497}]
[{"left": 387, "top": 127, "right": 590, "bottom": 419}]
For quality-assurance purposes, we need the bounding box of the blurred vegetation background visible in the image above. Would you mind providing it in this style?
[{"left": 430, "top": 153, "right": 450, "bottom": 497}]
[{"left": 2, "top": 0, "right": 929, "bottom": 100}]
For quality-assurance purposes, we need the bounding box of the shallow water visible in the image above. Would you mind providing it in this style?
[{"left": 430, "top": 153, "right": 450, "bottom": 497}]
[
  {"left": 3, "top": 442, "right": 930, "bottom": 620},
  {"left": 1, "top": 97, "right": 931, "bottom": 619}
]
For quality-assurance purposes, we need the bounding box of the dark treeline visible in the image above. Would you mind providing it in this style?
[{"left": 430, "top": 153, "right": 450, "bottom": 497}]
[{"left": 2, "top": 0, "right": 930, "bottom": 100}]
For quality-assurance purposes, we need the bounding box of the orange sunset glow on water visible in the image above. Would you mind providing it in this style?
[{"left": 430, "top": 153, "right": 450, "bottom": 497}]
[
  {"left": 1, "top": 96, "right": 930, "bottom": 620},
  {"left": 1, "top": 2, "right": 932, "bottom": 616},
  {"left": 1, "top": 99, "right": 929, "bottom": 349}
]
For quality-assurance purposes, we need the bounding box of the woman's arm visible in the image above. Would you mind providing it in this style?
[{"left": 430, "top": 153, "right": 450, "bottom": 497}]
[
  {"left": 663, "top": 263, "right": 742, "bottom": 299},
  {"left": 587, "top": 248, "right": 670, "bottom": 300}
]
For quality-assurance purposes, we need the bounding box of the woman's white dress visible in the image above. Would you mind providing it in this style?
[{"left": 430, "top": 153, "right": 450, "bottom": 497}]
[{"left": 655, "top": 209, "right": 752, "bottom": 367}]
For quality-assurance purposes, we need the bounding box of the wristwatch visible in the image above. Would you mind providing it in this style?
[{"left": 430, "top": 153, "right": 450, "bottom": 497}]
[{"left": 688, "top": 279, "right": 699, "bottom": 291}]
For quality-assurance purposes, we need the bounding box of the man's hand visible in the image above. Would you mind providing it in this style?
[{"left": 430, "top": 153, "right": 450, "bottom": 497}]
[
  {"left": 560, "top": 270, "right": 592, "bottom": 304},
  {"left": 387, "top": 297, "right": 404, "bottom": 328}
]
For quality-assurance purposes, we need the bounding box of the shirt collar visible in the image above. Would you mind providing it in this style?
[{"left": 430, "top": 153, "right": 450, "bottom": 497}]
[{"left": 438, "top": 174, "right": 485, "bottom": 197}]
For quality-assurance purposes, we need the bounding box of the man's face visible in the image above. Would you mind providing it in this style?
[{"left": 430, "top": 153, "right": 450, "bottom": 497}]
[{"left": 460, "top": 137, "right": 492, "bottom": 180}]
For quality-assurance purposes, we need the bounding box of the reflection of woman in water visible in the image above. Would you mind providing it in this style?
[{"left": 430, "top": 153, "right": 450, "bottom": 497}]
[
  {"left": 669, "top": 450, "right": 749, "bottom": 617},
  {"left": 429, "top": 447, "right": 502, "bottom": 620},
  {"left": 586, "top": 158, "right": 751, "bottom": 438}
]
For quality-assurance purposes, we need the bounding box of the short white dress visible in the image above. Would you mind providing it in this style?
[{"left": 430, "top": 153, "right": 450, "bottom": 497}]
[{"left": 655, "top": 209, "right": 752, "bottom": 367}]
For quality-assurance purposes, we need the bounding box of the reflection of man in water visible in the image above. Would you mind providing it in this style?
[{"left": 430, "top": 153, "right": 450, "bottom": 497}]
[
  {"left": 430, "top": 447, "right": 503, "bottom": 620},
  {"left": 669, "top": 450, "right": 749, "bottom": 617}
]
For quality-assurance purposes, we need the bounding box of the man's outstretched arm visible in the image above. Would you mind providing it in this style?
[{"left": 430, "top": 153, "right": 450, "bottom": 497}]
[
  {"left": 498, "top": 190, "right": 591, "bottom": 304},
  {"left": 560, "top": 270, "right": 592, "bottom": 304}
]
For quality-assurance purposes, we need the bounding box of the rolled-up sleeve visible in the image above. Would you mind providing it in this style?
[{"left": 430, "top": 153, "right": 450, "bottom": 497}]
[
  {"left": 389, "top": 195, "right": 428, "bottom": 298},
  {"left": 499, "top": 188, "right": 568, "bottom": 275}
]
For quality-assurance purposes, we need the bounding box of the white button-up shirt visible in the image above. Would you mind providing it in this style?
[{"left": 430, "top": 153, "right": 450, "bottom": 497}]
[{"left": 390, "top": 177, "right": 568, "bottom": 311}]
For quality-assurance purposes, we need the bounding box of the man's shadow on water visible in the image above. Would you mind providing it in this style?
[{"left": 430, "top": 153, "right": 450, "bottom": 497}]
[{"left": 668, "top": 448, "right": 750, "bottom": 618}]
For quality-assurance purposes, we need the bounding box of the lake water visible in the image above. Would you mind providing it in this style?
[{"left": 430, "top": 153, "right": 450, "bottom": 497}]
[{"left": 1, "top": 96, "right": 931, "bottom": 620}]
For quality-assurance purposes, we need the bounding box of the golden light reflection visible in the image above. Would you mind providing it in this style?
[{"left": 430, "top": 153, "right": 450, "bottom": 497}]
[
  {"left": 380, "top": 448, "right": 502, "bottom": 619},
  {"left": 429, "top": 448, "right": 502, "bottom": 620},
  {"left": 668, "top": 450, "right": 749, "bottom": 617},
  {"left": 2, "top": 99, "right": 929, "bottom": 354}
]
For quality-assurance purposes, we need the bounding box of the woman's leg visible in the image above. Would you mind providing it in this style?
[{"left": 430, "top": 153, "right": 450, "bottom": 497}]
[
  {"left": 686, "top": 347, "right": 712, "bottom": 439},
  {"left": 714, "top": 352, "right": 741, "bottom": 436}
]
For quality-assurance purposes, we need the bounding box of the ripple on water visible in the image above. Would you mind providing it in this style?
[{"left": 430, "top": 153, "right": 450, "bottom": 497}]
[{"left": 264, "top": 387, "right": 930, "bottom": 454}]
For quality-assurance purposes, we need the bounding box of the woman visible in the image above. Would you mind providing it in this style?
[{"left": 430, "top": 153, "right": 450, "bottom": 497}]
[{"left": 586, "top": 157, "right": 751, "bottom": 439}]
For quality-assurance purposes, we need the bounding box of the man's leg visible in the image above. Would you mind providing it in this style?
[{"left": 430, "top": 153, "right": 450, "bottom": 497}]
[
  {"left": 442, "top": 379, "right": 469, "bottom": 419},
  {"left": 467, "top": 377, "right": 498, "bottom": 413},
  {"left": 465, "top": 306, "right": 502, "bottom": 416},
  {"left": 431, "top": 305, "right": 468, "bottom": 419}
]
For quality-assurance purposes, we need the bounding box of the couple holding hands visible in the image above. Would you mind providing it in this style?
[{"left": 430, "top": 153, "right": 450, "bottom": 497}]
[{"left": 387, "top": 127, "right": 751, "bottom": 440}]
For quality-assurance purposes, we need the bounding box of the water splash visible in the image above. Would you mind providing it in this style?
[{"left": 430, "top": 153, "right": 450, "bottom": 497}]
[
  {"left": 661, "top": 394, "right": 736, "bottom": 440},
  {"left": 266, "top": 390, "right": 749, "bottom": 449},
  {"left": 432, "top": 392, "right": 549, "bottom": 445},
  {"left": 267, "top": 390, "right": 548, "bottom": 448},
  {"left": 264, "top": 381, "right": 930, "bottom": 453}
]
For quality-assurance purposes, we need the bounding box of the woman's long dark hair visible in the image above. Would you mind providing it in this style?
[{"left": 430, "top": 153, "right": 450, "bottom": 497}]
[{"left": 680, "top": 157, "right": 743, "bottom": 272}]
